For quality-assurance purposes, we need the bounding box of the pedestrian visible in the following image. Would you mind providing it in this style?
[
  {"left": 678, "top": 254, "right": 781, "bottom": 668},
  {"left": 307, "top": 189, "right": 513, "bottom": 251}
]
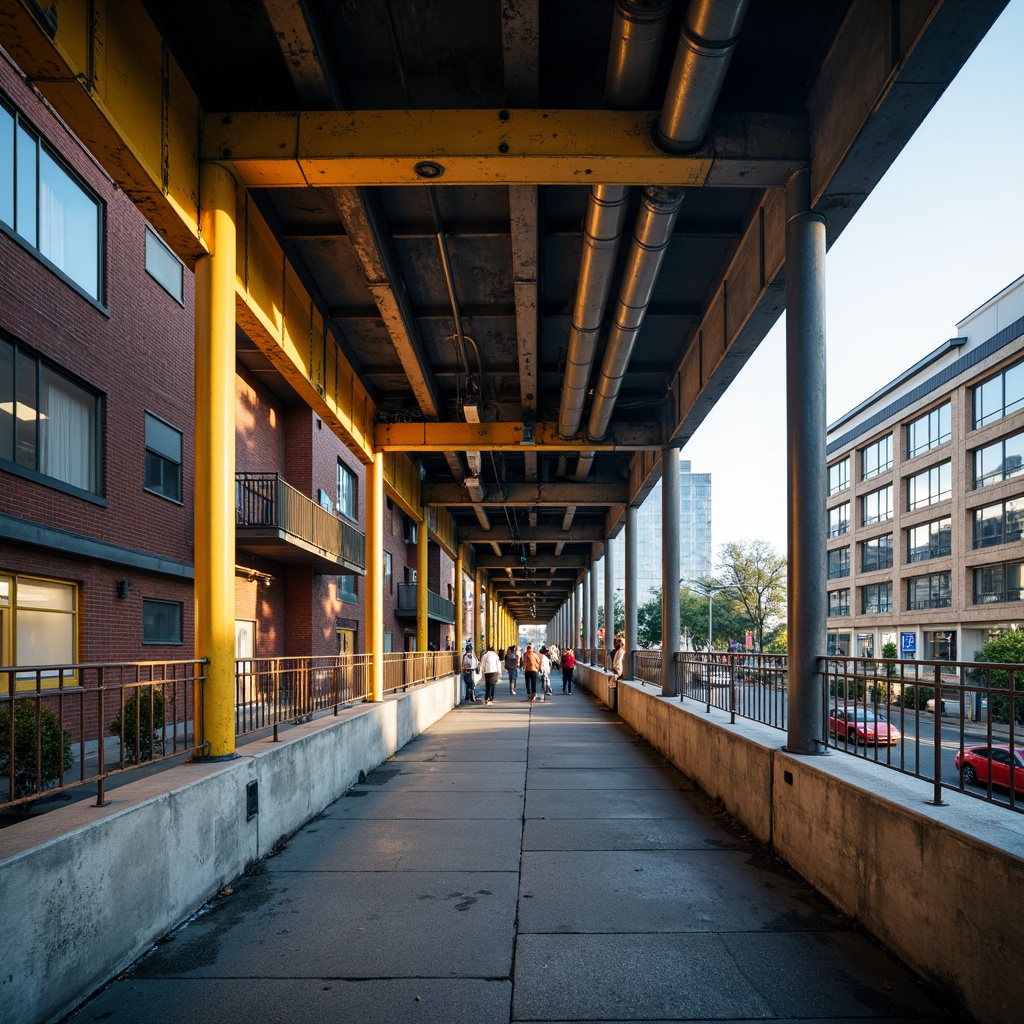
[
  {"left": 539, "top": 646, "right": 552, "bottom": 699},
  {"left": 479, "top": 644, "right": 501, "bottom": 704},
  {"left": 461, "top": 644, "right": 479, "bottom": 702},
  {"left": 611, "top": 636, "right": 625, "bottom": 680},
  {"left": 504, "top": 645, "right": 520, "bottom": 695},
  {"left": 560, "top": 647, "right": 576, "bottom": 693},
  {"left": 521, "top": 642, "right": 541, "bottom": 703}
]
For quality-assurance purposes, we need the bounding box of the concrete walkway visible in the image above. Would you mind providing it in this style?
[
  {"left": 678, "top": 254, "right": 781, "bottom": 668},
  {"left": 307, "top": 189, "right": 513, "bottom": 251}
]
[{"left": 69, "top": 687, "right": 962, "bottom": 1023}]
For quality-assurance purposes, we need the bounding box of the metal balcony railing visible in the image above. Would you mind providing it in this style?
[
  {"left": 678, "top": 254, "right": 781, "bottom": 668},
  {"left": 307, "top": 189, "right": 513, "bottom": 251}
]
[
  {"left": 236, "top": 472, "right": 365, "bottom": 572},
  {"left": 395, "top": 583, "right": 456, "bottom": 623}
]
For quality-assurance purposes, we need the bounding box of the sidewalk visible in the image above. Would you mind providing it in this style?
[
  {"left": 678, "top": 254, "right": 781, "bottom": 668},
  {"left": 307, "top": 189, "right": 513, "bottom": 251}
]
[{"left": 68, "top": 687, "right": 963, "bottom": 1023}]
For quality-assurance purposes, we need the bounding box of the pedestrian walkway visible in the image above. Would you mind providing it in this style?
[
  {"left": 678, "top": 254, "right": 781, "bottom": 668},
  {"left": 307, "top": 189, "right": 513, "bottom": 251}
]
[{"left": 70, "top": 687, "right": 961, "bottom": 1023}]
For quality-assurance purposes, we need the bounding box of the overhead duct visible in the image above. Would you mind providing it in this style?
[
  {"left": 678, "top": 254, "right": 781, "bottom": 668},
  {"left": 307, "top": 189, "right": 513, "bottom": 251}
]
[{"left": 557, "top": 0, "right": 672, "bottom": 443}]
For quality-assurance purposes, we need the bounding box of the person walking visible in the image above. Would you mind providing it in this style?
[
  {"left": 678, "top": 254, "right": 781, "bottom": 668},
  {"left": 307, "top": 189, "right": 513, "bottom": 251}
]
[
  {"left": 521, "top": 642, "right": 541, "bottom": 703},
  {"left": 504, "top": 645, "right": 520, "bottom": 695},
  {"left": 461, "top": 644, "right": 479, "bottom": 702},
  {"left": 539, "top": 646, "right": 552, "bottom": 700},
  {"left": 479, "top": 644, "right": 501, "bottom": 704},
  {"left": 560, "top": 647, "right": 576, "bottom": 693}
]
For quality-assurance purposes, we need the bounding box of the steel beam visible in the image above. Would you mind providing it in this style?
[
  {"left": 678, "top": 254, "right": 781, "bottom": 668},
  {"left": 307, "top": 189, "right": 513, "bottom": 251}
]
[
  {"left": 425, "top": 481, "right": 628, "bottom": 507},
  {"left": 204, "top": 110, "right": 808, "bottom": 188},
  {"left": 475, "top": 554, "right": 586, "bottom": 569},
  {"left": 458, "top": 523, "right": 604, "bottom": 543},
  {"left": 376, "top": 420, "right": 662, "bottom": 452}
]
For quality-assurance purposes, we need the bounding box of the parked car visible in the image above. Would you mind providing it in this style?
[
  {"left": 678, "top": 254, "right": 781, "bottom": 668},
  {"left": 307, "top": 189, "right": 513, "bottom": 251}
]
[
  {"left": 829, "top": 707, "right": 902, "bottom": 746},
  {"left": 954, "top": 745, "right": 1024, "bottom": 794}
]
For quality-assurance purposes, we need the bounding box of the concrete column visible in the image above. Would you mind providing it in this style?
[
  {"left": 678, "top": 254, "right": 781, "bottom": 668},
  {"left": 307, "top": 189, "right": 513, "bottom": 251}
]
[
  {"left": 582, "top": 567, "right": 590, "bottom": 654},
  {"left": 417, "top": 508, "right": 429, "bottom": 651},
  {"left": 604, "top": 535, "right": 616, "bottom": 662},
  {"left": 661, "top": 449, "right": 681, "bottom": 696},
  {"left": 572, "top": 582, "right": 579, "bottom": 653},
  {"left": 785, "top": 167, "right": 828, "bottom": 755},
  {"left": 589, "top": 556, "right": 600, "bottom": 660},
  {"left": 625, "top": 504, "right": 638, "bottom": 659},
  {"left": 193, "top": 162, "right": 237, "bottom": 760},
  {"left": 367, "top": 451, "right": 385, "bottom": 701}
]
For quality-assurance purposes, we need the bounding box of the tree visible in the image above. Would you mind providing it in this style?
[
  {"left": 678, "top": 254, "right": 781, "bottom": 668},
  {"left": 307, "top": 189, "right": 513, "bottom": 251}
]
[
  {"left": 596, "top": 593, "right": 625, "bottom": 640},
  {"left": 973, "top": 629, "right": 1024, "bottom": 726},
  {"left": 637, "top": 590, "right": 663, "bottom": 648},
  {"left": 715, "top": 539, "right": 787, "bottom": 651}
]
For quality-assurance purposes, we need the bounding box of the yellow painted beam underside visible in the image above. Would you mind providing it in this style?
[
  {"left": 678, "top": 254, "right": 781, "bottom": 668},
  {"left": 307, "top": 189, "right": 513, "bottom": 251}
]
[
  {"left": 204, "top": 109, "right": 715, "bottom": 187},
  {"left": 375, "top": 421, "right": 663, "bottom": 452}
]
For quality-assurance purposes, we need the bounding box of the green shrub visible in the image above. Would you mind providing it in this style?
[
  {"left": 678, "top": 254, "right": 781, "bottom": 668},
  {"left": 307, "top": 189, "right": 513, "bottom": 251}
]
[
  {"left": 974, "top": 630, "right": 1024, "bottom": 725},
  {"left": 897, "top": 684, "right": 934, "bottom": 710},
  {"left": 0, "top": 702, "right": 74, "bottom": 801},
  {"left": 110, "top": 687, "right": 167, "bottom": 764},
  {"left": 881, "top": 642, "right": 897, "bottom": 677}
]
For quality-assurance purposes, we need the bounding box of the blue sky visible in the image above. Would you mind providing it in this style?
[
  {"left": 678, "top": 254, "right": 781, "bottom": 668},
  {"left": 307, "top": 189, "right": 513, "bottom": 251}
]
[{"left": 680, "top": 0, "right": 1024, "bottom": 559}]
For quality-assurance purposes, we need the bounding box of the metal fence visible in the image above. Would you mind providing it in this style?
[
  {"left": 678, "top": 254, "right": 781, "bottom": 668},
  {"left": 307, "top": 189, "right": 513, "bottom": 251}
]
[{"left": 1, "top": 660, "right": 203, "bottom": 811}]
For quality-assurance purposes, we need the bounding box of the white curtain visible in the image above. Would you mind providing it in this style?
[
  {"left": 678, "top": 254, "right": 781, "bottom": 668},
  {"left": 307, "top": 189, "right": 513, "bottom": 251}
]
[{"left": 39, "top": 367, "right": 95, "bottom": 491}]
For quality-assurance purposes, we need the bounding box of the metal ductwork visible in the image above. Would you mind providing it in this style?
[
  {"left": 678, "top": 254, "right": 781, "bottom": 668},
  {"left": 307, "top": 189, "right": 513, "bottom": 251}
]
[{"left": 557, "top": 0, "right": 672, "bottom": 443}]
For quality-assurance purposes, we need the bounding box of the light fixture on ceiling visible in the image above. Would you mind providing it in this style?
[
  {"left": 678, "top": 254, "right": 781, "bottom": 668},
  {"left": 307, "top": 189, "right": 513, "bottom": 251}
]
[{"left": 463, "top": 396, "right": 481, "bottom": 423}]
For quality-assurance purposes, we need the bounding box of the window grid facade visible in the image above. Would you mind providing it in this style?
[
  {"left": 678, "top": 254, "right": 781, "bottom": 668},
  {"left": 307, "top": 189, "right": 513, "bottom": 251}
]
[{"left": 860, "top": 434, "right": 892, "bottom": 480}]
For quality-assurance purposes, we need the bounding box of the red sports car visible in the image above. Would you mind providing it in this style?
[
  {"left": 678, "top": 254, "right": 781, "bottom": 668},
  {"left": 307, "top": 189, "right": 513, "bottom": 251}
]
[
  {"left": 954, "top": 745, "right": 1024, "bottom": 794},
  {"left": 829, "top": 707, "right": 901, "bottom": 746}
]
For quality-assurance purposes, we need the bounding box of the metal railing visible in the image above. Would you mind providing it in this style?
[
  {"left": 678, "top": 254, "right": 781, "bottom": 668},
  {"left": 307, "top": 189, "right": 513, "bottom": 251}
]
[
  {"left": 395, "top": 583, "right": 457, "bottom": 622},
  {"left": 677, "top": 652, "right": 789, "bottom": 729},
  {"left": 236, "top": 472, "right": 366, "bottom": 570},
  {"left": 1, "top": 660, "right": 203, "bottom": 812}
]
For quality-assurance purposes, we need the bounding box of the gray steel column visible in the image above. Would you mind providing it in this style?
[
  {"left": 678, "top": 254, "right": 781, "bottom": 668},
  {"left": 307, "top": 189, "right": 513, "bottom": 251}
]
[
  {"left": 589, "top": 555, "right": 600, "bottom": 662},
  {"left": 661, "top": 449, "right": 681, "bottom": 696},
  {"left": 572, "top": 582, "right": 579, "bottom": 652},
  {"left": 605, "top": 534, "right": 616, "bottom": 663},
  {"left": 785, "top": 167, "right": 828, "bottom": 755},
  {"left": 625, "top": 504, "right": 638, "bottom": 663},
  {"left": 582, "top": 566, "right": 591, "bottom": 655}
]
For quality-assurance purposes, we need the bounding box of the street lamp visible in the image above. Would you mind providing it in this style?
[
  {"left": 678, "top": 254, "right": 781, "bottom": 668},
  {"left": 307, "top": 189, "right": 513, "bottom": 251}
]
[{"left": 681, "top": 579, "right": 734, "bottom": 653}]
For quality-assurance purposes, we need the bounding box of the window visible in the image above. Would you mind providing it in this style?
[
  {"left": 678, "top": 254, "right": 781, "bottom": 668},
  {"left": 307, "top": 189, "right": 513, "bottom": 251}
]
[
  {"left": 828, "top": 502, "right": 850, "bottom": 538},
  {"left": 0, "top": 100, "right": 102, "bottom": 300},
  {"left": 144, "top": 412, "right": 182, "bottom": 503},
  {"left": 827, "top": 547, "right": 850, "bottom": 580},
  {"left": 861, "top": 582, "right": 893, "bottom": 615},
  {"left": 907, "top": 517, "right": 952, "bottom": 563},
  {"left": 974, "top": 496, "right": 1024, "bottom": 548},
  {"left": 384, "top": 551, "right": 393, "bottom": 594},
  {"left": 861, "top": 534, "right": 893, "bottom": 572},
  {"left": 862, "top": 484, "right": 893, "bottom": 525},
  {"left": 908, "top": 572, "right": 951, "bottom": 610},
  {"left": 973, "top": 359, "right": 1024, "bottom": 428},
  {"left": 145, "top": 226, "right": 184, "bottom": 303},
  {"left": 142, "top": 599, "right": 182, "bottom": 644},
  {"left": 973, "top": 432, "right": 1024, "bottom": 489},
  {"left": 337, "top": 574, "right": 357, "bottom": 601},
  {"left": 337, "top": 461, "right": 356, "bottom": 520},
  {"left": 907, "top": 402, "right": 951, "bottom": 459},
  {"left": 0, "top": 336, "right": 102, "bottom": 495},
  {"left": 907, "top": 461, "right": 951, "bottom": 509},
  {"left": 0, "top": 574, "right": 77, "bottom": 681},
  {"left": 828, "top": 589, "right": 850, "bottom": 617},
  {"left": 861, "top": 435, "right": 892, "bottom": 480},
  {"left": 826, "top": 632, "right": 850, "bottom": 657},
  {"left": 973, "top": 562, "right": 1024, "bottom": 604},
  {"left": 923, "top": 630, "right": 956, "bottom": 661},
  {"left": 828, "top": 457, "right": 850, "bottom": 496}
]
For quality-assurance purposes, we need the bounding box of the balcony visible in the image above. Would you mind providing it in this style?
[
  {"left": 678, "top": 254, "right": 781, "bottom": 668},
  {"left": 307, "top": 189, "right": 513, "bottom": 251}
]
[
  {"left": 395, "top": 583, "right": 456, "bottom": 623},
  {"left": 235, "top": 473, "right": 365, "bottom": 575}
]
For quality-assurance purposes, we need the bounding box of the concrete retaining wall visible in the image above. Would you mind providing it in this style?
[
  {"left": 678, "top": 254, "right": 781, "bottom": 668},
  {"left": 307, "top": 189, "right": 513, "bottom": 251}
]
[
  {"left": 577, "top": 666, "right": 1024, "bottom": 1024},
  {"left": 0, "top": 675, "right": 460, "bottom": 1024}
]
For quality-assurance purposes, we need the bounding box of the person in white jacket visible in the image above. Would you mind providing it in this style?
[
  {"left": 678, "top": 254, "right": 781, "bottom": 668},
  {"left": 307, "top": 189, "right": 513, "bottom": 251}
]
[
  {"left": 479, "top": 645, "right": 502, "bottom": 704},
  {"left": 461, "top": 645, "right": 479, "bottom": 702},
  {"left": 539, "top": 646, "right": 552, "bottom": 700}
]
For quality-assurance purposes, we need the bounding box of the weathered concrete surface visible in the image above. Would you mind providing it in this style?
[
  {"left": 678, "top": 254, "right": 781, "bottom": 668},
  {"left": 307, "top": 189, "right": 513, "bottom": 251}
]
[
  {"left": 66, "top": 688, "right": 956, "bottom": 1024},
  {"left": 579, "top": 668, "right": 1024, "bottom": 1024},
  {"left": 0, "top": 674, "right": 460, "bottom": 1024}
]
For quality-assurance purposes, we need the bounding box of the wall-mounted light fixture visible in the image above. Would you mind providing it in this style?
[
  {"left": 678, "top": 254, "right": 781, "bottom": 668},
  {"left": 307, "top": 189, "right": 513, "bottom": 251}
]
[
  {"left": 116, "top": 579, "right": 132, "bottom": 599},
  {"left": 236, "top": 565, "right": 274, "bottom": 588}
]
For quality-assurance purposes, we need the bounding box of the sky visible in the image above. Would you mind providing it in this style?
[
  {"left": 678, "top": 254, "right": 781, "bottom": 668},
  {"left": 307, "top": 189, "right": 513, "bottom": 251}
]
[{"left": 679, "top": 0, "right": 1024, "bottom": 561}]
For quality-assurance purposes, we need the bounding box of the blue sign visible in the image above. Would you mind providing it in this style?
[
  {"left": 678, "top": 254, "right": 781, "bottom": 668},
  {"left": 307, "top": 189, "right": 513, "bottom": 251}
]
[{"left": 900, "top": 631, "right": 916, "bottom": 654}]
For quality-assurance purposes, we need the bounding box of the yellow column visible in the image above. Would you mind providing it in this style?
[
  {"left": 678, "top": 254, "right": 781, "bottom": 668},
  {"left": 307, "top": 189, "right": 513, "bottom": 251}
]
[
  {"left": 474, "top": 567, "right": 483, "bottom": 650},
  {"left": 367, "top": 451, "right": 384, "bottom": 701},
  {"left": 417, "top": 508, "right": 429, "bottom": 651},
  {"left": 194, "top": 162, "right": 237, "bottom": 761},
  {"left": 455, "top": 545, "right": 464, "bottom": 653}
]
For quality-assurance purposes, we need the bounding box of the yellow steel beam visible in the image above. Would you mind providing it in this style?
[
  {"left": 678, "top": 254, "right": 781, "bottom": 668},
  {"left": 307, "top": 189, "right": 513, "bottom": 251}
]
[
  {"left": 375, "top": 420, "right": 663, "bottom": 452},
  {"left": 204, "top": 110, "right": 808, "bottom": 188}
]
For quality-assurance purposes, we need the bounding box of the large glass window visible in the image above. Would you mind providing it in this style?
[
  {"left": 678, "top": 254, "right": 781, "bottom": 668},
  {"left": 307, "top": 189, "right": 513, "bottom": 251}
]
[
  {"left": 907, "top": 402, "right": 951, "bottom": 458},
  {"left": 973, "top": 359, "right": 1024, "bottom": 428},
  {"left": 337, "top": 461, "right": 356, "bottom": 520},
  {"left": 384, "top": 551, "right": 393, "bottom": 594},
  {"left": 828, "top": 502, "right": 850, "bottom": 538},
  {"left": 862, "top": 484, "right": 893, "bottom": 526},
  {"left": 828, "top": 457, "right": 850, "bottom": 496},
  {"left": 861, "top": 534, "right": 893, "bottom": 572},
  {"left": 828, "top": 589, "right": 850, "bottom": 617},
  {"left": 973, "top": 562, "right": 1024, "bottom": 605},
  {"left": 861, "top": 434, "right": 893, "bottom": 480},
  {"left": 0, "top": 336, "right": 102, "bottom": 495},
  {"left": 144, "top": 412, "right": 182, "bottom": 503},
  {"left": 1, "top": 574, "right": 77, "bottom": 681},
  {"left": 826, "top": 632, "right": 851, "bottom": 657},
  {"left": 145, "top": 226, "right": 183, "bottom": 303},
  {"left": 337, "top": 574, "right": 357, "bottom": 601},
  {"left": 861, "top": 582, "right": 893, "bottom": 615},
  {"left": 907, "top": 461, "right": 951, "bottom": 510},
  {"left": 908, "top": 572, "right": 952, "bottom": 610},
  {"left": 827, "top": 547, "right": 850, "bottom": 580},
  {"left": 907, "top": 517, "right": 952, "bottom": 563},
  {"left": 0, "top": 99, "right": 102, "bottom": 300},
  {"left": 973, "top": 432, "right": 1024, "bottom": 489},
  {"left": 923, "top": 630, "right": 956, "bottom": 661},
  {"left": 974, "top": 496, "right": 1024, "bottom": 548},
  {"left": 142, "top": 599, "right": 182, "bottom": 644}
]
